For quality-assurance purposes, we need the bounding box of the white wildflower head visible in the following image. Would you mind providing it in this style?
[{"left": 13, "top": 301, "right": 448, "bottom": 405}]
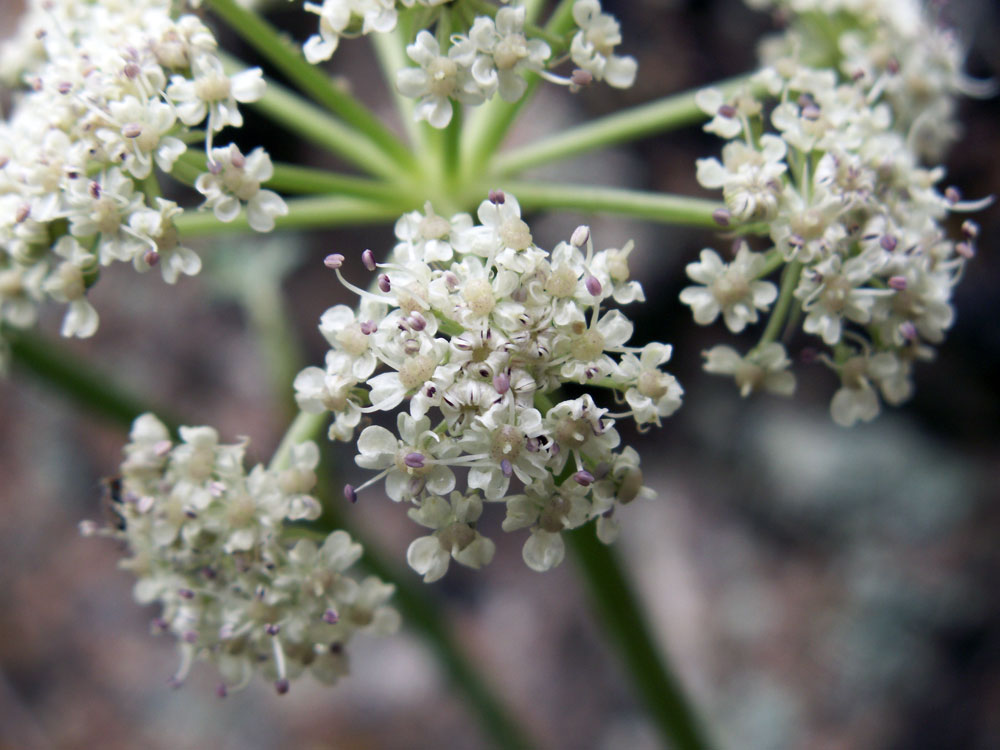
[
  {"left": 299, "top": 192, "right": 679, "bottom": 576},
  {"left": 688, "top": 0, "right": 989, "bottom": 424},
  {"left": 0, "top": 0, "right": 285, "bottom": 357},
  {"left": 83, "top": 413, "right": 398, "bottom": 696}
]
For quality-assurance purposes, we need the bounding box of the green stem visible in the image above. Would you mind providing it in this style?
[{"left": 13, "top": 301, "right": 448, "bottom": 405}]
[
  {"left": 757, "top": 260, "right": 803, "bottom": 348},
  {"left": 222, "top": 57, "right": 403, "bottom": 179},
  {"left": 174, "top": 196, "right": 403, "bottom": 236},
  {"left": 492, "top": 74, "right": 755, "bottom": 176},
  {"left": 176, "top": 149, "right": 407, "bottom": 201},
  {"left": 205, "top": 0, "right": 415, "bottom": 174},
  {"left": 370, "top": 21, "right": 424, "bottom": 153},
  {"left": 567, "top": 525, "right": 711, "bottom": 750},
  {"left": 5, "top": 329, "right": 182, "bottom": 436},
  {"left": 268, "top": 410, "right": 324, "bottom": 472},
  {"left": 501, "top": 181, "right": 723, "bottom": 227}
]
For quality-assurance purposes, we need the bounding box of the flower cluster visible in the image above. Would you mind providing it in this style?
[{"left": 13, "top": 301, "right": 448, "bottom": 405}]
[
  {"left": 295, "top": 192, "right": 678, "bottom": 576},
  {"left": 300, "top": 0, "right": 637, "bottom": 128},
  {"left": 685, "top": 1, "right": 988, "bottom": 426},
  {"left": 747, "top": 0, "right": 993, "bottom": 159},
  {"left": 0, "top": 0, "right": 286, "bottom": 365},
  {"left": 82, "top": 413, "right": 398, "bottom": 696}
]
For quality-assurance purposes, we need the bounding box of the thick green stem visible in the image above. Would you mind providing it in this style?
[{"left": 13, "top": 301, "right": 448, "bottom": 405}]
[
  {"left": 5, "top": 329, "right": 182, "bottom": 435},
  {"left": 492, "top": 74, "right": 755, "bottom": 176},
  {"left": 174, "top": 196, "right": 403, "bottom": 236},
  {"left": 501, "top": 181, "right": 724, "bottom": 227},
  {"left": 205, "top": 0, "right": 415, "bottom": 174},
  {"left": 567, "top": 525, "right": 711, "bottom": 750}
]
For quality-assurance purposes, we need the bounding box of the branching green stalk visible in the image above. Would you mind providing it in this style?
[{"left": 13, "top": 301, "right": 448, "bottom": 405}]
[
  {"left": 205, "top": 0, "right": 416, "bottom": 174},
  {"left": 174, "top": 196, "right": 403, "bottom": 235},
  {"left": 567, "top": 525, "right": 710, "bottom": 750},
  {"left": 6, "top": 329, "right": 182, "bottom": 435},
  {"left": 757, "top": 260, "right": 803, "bottom": 348},
  {"left": 175, "top": 149, "right": 408, "bottom": 202},
  {"left": 502, "top": 181, "right": 724, "bottom": 227},
  {"left": 493, "top": 74, "right": 755, "bottom": 176},
  {"left": 219, "top": 58, "right": 404, "bottom": 179}
]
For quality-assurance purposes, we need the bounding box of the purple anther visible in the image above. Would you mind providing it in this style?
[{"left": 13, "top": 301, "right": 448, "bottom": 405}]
[
  {"left": 344, "top": 484, "right": 358, "bottom": 504},
  {"left": 444, "top": 272, "right": 459, "bottom": 289},
  {"left": 409, "top": 312, "right": 427, "bottom": 331},
  {"left": 404, "top": 452, "right": 426, "bottom": 469},
  {"left": 501, "top": 459, "right": 513, "bottom": 478},
  {"left": 14, "top": 204, "right": 30, "bottom": 223},
  {"left": 573, "top": 470, "right": 595, "bottom": 487},
  {"left": 526, "top": 437, "right": 540, "bottom": 453},
  {"left": 570, "top": 68, "right": 593, "bottom": 87},
  {"left": 955, "top": 242, "right": 974, "bottom": 259},
  {"left": 229, "top": 148, "right": 246, "bottom": 170},
  {"left": 493, "top": 373, "right": 510, "bottom": 394},
  {"left": 801, "top": 105, "right": 821, "bottom": 121},
  {"left": 571, "top": 225, "right": 590, "bottom": 247},
  {"left": 183, "top": 630, "right": 198, "bottom": 644},
  {"left": 123, "top": 62, "right": 140, "bottom": 79},
  {"left": 275, "top": 679, "right": 290, "bottom": 695},
  {"left": 89, "top": 181, "right": 101, "bottom": 199},
  {"left": 962, "top": 220, "right": 979, "bottom": 239},
  {"left": 888, "top": 276, "right": 907, "bottom": 291},
  {"left": 323, "top": 609, "right": 340, "bottom": 624},
  {"left": 324, "top": 253, "right": 345, "bottom": 269},
  {"left": 886, "top": 57, "right": 900, "bottom": 75},
  {"left": 178, "top": 588, "right": 195, "bottom": 600},
  {"left": 266, "top": 623, "right": 280, "bottom": 636},
  {"left": 208, "top": 159, "right": 223, "bottom": 175},
  {"left": 378, "top": 273, "right": 391, "bottom": 293},
  {"left": 488, "top": 189, "right": 506, "bottom": 205},
  {"left": 945, "top": 186, "right": 961, "bottom": 204},
  {"left": 712, "top": 208, "right": 731, "bottom": 227},
  {"left": 362, "top": 248, "right": 376, "bottom": 271},
  {"left": 880, "top": 234, "right": 898, "bottom": 252},
  {"left": 899, "top": 321, "right": 918, "bottom": 341},
  {"left": 122, "top": 122, "right": 142, "bottom": 138},
  {"left": 585, "top": 276, "right": 602, "bottom": 297},
  {"left": 152, "top": 617, "right": 169, "bottom": 631},
  {"left": 57, "top": 81, "right": 72, "bottom": 94},
  {"left": 717, "top": 104, "right": 737, "bottom": 118},
  {"left": 360, "top": 319, "right": 377, "bottom": 335},
  {"left": 144, "top": 249, "right": 160, "bottom": 267},
  {"left": 216, "top": 683, "right": 228, "bottom": 699},
  {"left": 184, "top": 509, "right": 197, "bottom": 519},
  {"left": 201, "top": 566, "right": 217, "bottom": 580}
]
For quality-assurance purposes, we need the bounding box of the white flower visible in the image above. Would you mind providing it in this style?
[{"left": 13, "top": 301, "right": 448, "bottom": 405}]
[
  {"left": 680, "top": 244, "right": 777, "bottom": 333},
  {"left": 195, "top": 145, "right": 288, "bottom": 232},
  {"left": 703, "top": 343, "right": 796, "bottom": 398},
  {"left": 396, "top": 31, "right": 489, "bottom": 129},
  {"left": 469, "top": 6, "right": 551, "bottom": 102},
  {"left": 166, "top": 54, "right": 264, "bottom": 135},
  {"left": 570, "top": 0, "right": 637, "bottom": 88},
  {"left": 406, "top": 492, "right": 495, "bottom": 582}
]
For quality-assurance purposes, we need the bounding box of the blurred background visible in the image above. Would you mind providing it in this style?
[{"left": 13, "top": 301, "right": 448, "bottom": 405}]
[{"left": 2, "top": 0, "right": 999, "bottom": 748}]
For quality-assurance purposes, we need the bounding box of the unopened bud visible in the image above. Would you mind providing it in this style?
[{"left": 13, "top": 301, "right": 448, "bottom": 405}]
[{"left": 570, "top": 225, "right": 590, "bottom": 247}]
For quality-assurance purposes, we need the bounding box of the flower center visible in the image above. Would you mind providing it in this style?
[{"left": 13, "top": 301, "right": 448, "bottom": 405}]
[
  {"left": 427, "top": 58, "right": 458, "bottom": 98},
  {"left": 499, "top": 217, "right": 533, "bottom": 250}
]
